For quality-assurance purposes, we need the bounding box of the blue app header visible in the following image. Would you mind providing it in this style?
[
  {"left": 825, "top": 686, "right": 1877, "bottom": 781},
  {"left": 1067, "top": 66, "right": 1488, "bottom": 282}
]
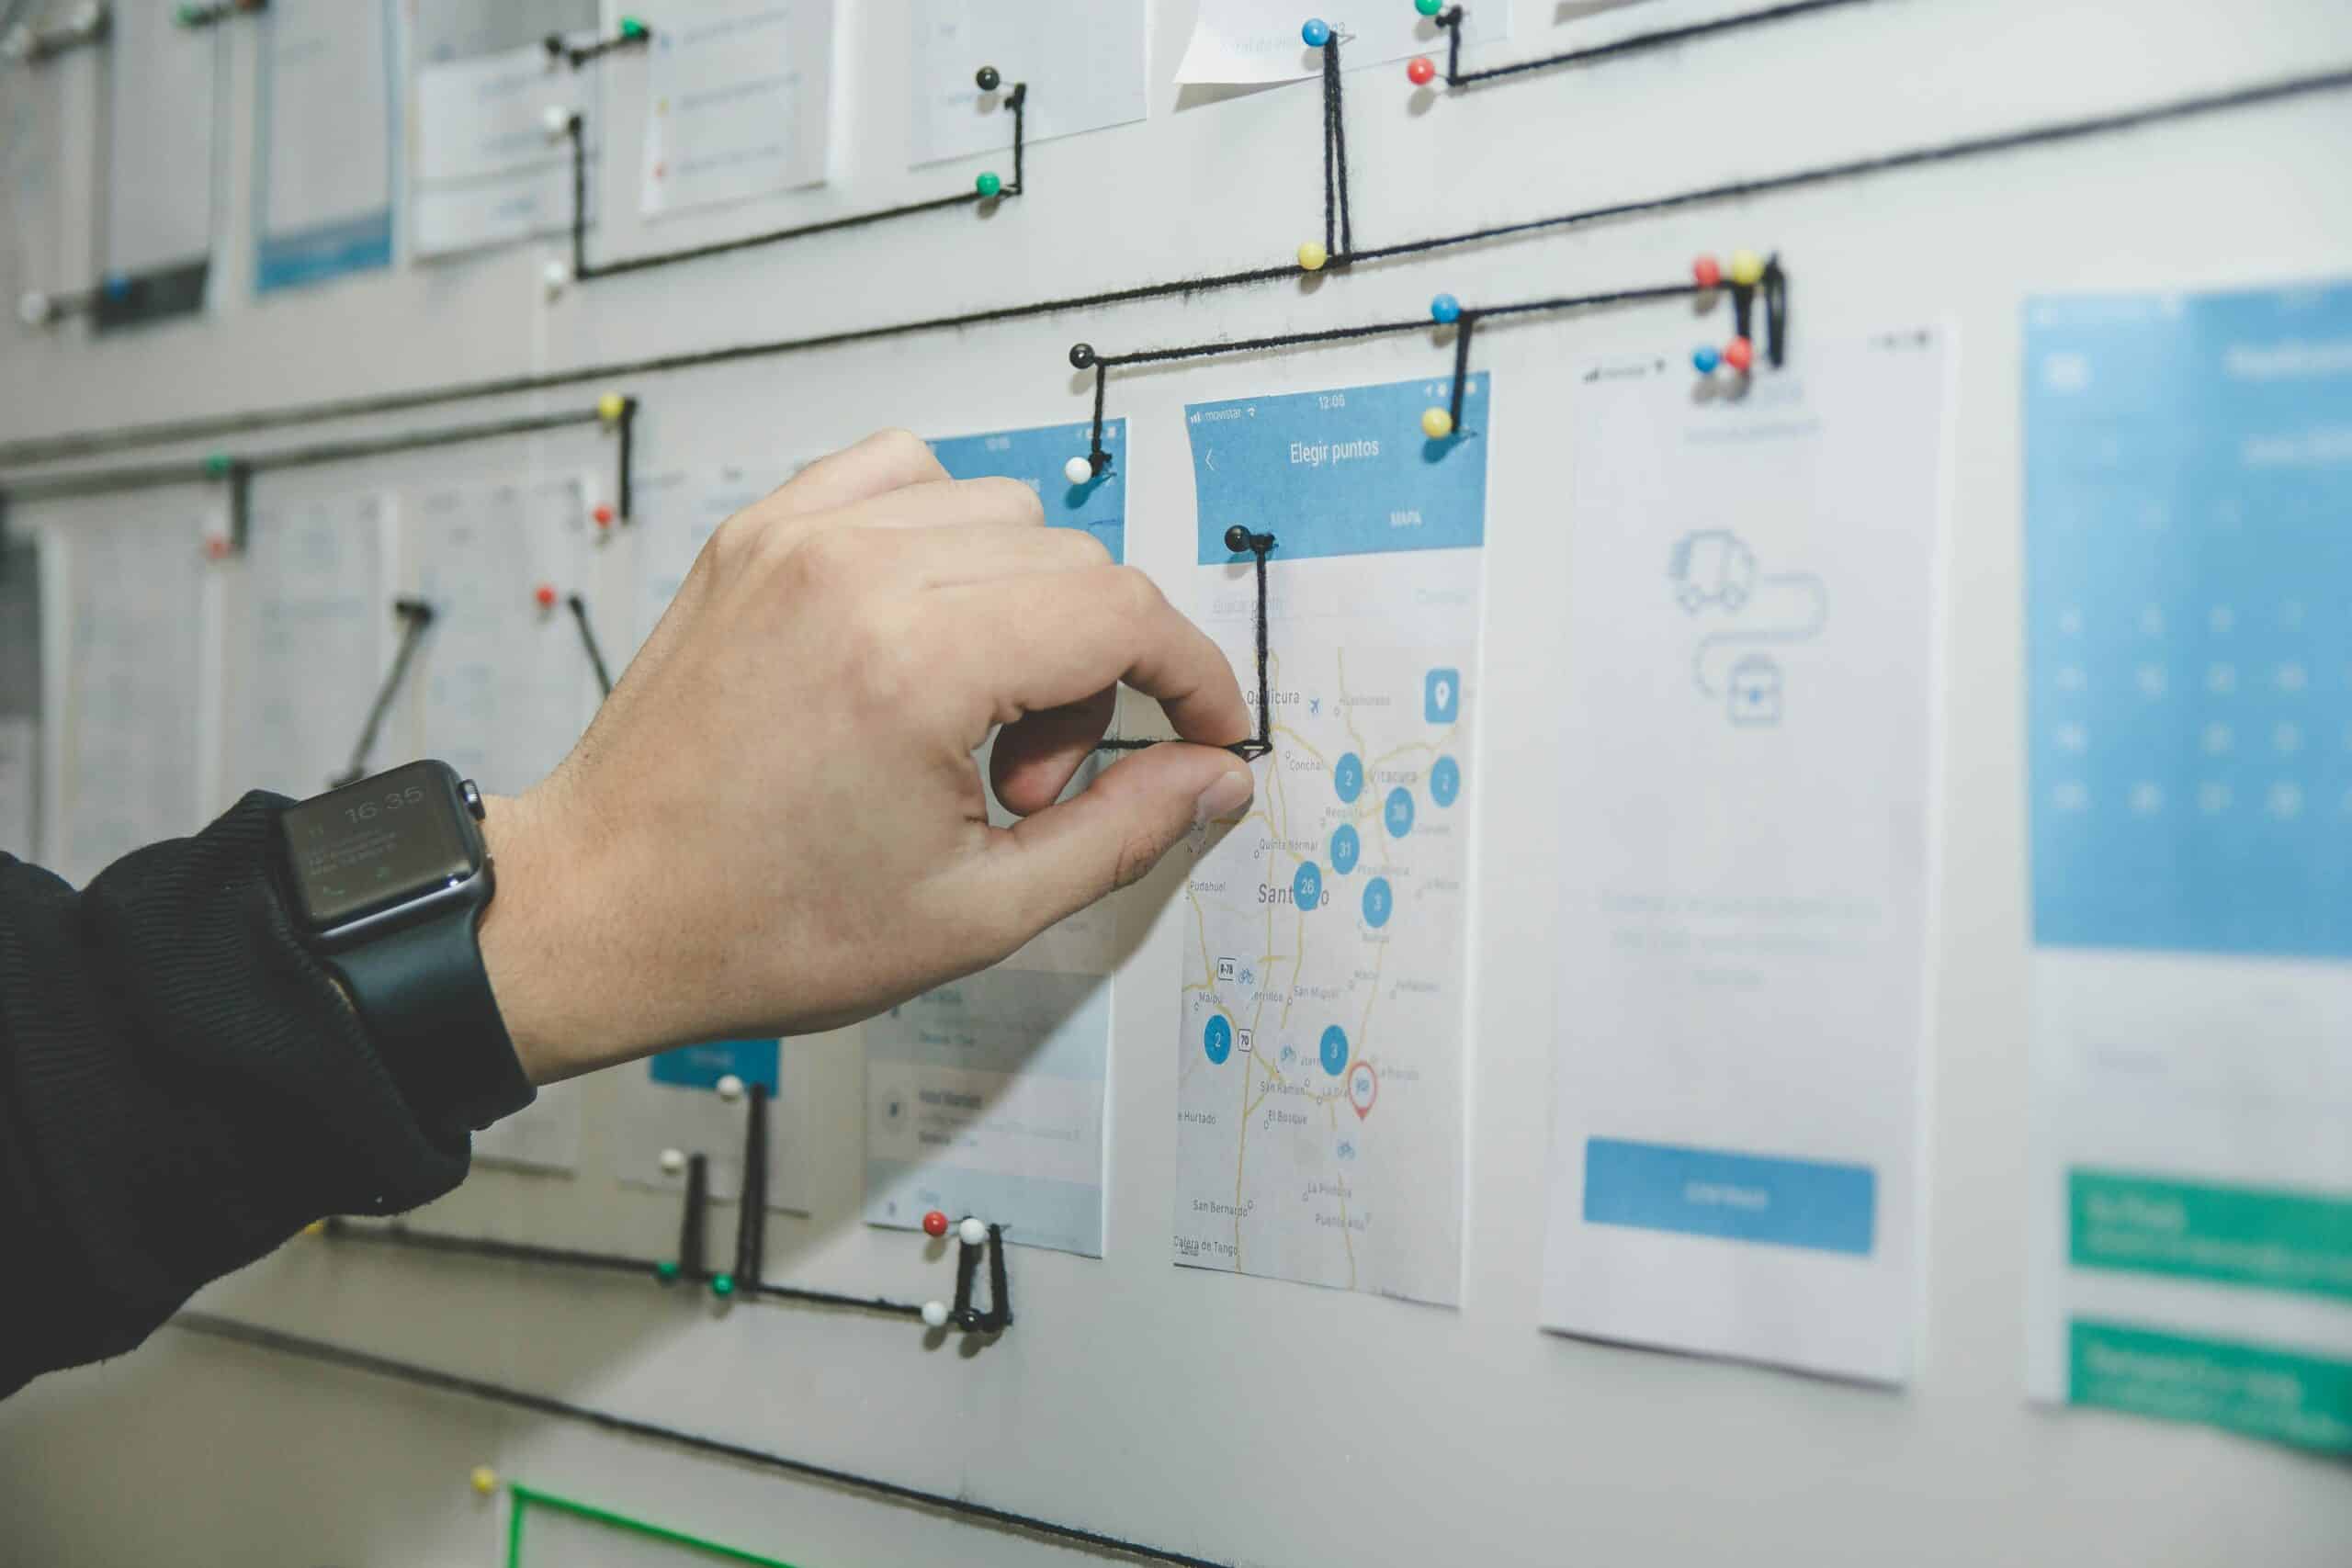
[
  {"left": 930, "top": 420, "right": 1126, "bottom": 563},
  {"left": 1185, "top": 375, "right": 1490, "bottom": 564}
]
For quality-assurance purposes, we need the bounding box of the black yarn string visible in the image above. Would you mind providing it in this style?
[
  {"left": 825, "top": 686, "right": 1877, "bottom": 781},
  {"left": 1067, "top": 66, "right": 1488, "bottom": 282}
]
[
  {"left": 168, "top": 1313, "right": 1227, "bottom": 1568},
  {"left": 1438, "top": 0, "right": 1878, "bottom": 89},
  {"left": 547, "top": 23, "right": 654, "bottom": 70},
  {"left": 679, "top": 1153, "right": 709, "bottom": 1281},
  {"left": 733, "top": 1084, "right": 770, "bottom": 1289},
  {"left": 6, "top": 64, "right": 2348, "bottom": 468},
  {"left": 1447, "top": 313, "right": 1476, "bottom": 427},
  {"left": 1093, "top": 530, "right": 1273, "bottom": 761},
  {"left": 566, "top": 593, "right": 614, "bottom": 697},
  {"left": 331, "top": 598, "right": 435, "bottom": 787},
  {"left": 1329, "top": 35, "right": 1353, "bottom": 258},
  {"left": 950, "top": 1224, "right": 1013, "bottom": 1334},
  {"left": 560, "top": 82, "right": 1027, "bottom": 284},
  {"left": 1320, "top": 44, "right": 1339, "bottom": 258}
]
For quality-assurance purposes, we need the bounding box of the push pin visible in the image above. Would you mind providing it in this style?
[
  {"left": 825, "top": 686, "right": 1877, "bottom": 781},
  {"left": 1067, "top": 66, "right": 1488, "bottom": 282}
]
[
  {"left": 1301, "top": 17, "right": 1331, "bottom": 48},
  {"left": 1224, "top": 525, "right": 1254, "bottom": 554},
  {"left": 709, "top": 1272, "right": 735, "bottom": 1298},
  {"left": 1691, "top": 254, "right": 1722, "bottom": 289},
  {"left": 975, "top": 64, "right": 1001, "bottom": 92},
  {"left": 1420, "top": 407, "right": 1454, "bottom": 439},
  {"left": 716, "top": 1073, "right": 745, "bottom": 1102},
  {"left": 1068, "top": 342, "right": 1096, "bottom": 370},
  {"left": 921, "top": 1300, "right": 950, "bottom": 1329},
  {"left": 618, "top": 16, "right": 649, "bottom": 40},
  {"left": 541, "top": 259, "right": 571, "bottom": 299},
  {"left": 470, "top": 1466, "right": 499, "bottom": 1497},
  {"left": 1429, "top": 293, "right": 1460, "bottom": 324},
  {"left": 2, "top": 25, "right": 31, "bottom": 62},
  {"left": 1726, "top": 249, "right": 1766, "bottom": 288},
  {"left": 922, "top": 1209, "right": 950, "bottom": 1238},
  {"left": 655, "top": 1259, "right": 681, "bottom": 1282},
  {"left": 974, "top": 171, "right": 1002, "bottom": 198},
  {"left": 1721, "top": 336, "right": 1756, "bottom": 374},
  {"left": 1691, "top": 345, "right": 1721, "bottom": 375},
  {"left": 596, "top": 391, "right": 628, "bottom": 424},
  {"left": 658, "top": 1146, "right": 686, "bottom": 1175},
  {"left": 592, "top": 502, "right": 616, "bottom": 528},
  {"left": 203, "top": 453, "right": 234, "bottom": 477},
  {"left": 534, "top": 583, "right": 559, "bottom": 610},
  {"left": 1062, "top": 456, "right": 1095, "bottom": 485},
  {"left": 102, "top": 273, "right": 131, "bottom": 301},
  {"left": 958, "top": 1216, "right": 987, "bottom": 1247},
  {"left": 17, "top": 290, "right": 51, "bottom": 327},
  {"left": 204, "top": 534, "right": 232, "bottom": 561},
  {"left": 541, "top": 104, "right": 573, "bottom": 141},
  {"left": 1296, "top": 241, "right": 1329, "bottom": 272},
  {"left": 1406, "top": 55, "right": 1436, "bottom": 85},
  {"left": 1416, "top": 0, "right": 1445, "bottom": 14}
]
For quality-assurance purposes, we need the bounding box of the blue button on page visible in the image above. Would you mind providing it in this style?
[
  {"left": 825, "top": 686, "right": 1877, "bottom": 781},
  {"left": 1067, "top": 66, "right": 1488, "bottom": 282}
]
[
  {"left": 1186, "top": 375, "right": 1488, "bottom": 563},
  {"left": 649, "top": 1038, "right": 780, "bottom": 1094},
  {"left": 931, "top": 420, "right": 1125, "bottom": 563},
  {"left": 1584, "top": 1137, "right": 1876, "bottom": 1257}
]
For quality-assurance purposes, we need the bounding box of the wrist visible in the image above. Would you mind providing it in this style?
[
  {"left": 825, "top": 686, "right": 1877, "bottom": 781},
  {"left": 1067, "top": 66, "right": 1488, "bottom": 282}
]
[{"left": 476, "top": 784, "right": 621, "bottom": 1084}]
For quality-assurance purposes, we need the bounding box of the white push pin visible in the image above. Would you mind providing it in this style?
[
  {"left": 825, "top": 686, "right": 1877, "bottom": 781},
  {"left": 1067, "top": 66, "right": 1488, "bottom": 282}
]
[
  {"left": 715, "top": 1073, "right": 745, "bottom": 1102},
  {"left": 957, "top": 1215, "right": 987, "bottom": 1247},
  {"left": 1062, "top": 455, "right": 1092, "bottom": 486},
  {"left": 17, "top": 289, "right": 51, "bottom": 327},
  {"left": 541, "top": 103, "right": 573, "bottom": 140},
  {"left": 658, "top": 1147, "right": 685, "bottom": 1176},
  {"left": 920, "top": 1300, "right": 949, "bottom": 1329},
  {"left": 540, "top": 259, "right": 570, "bottom": 299},
  {"left": 3, "top": 24, "right": 33, "bottom": 62}
]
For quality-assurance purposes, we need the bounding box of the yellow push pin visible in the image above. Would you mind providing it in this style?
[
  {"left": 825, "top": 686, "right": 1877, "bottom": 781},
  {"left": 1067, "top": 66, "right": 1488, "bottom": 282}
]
[
  {"left": 300, "top": 1219, "right": 327, "bottom": 1237},
  {"left": 1420, "top": 407, "right": 1454, "bottom": 440},
  {"left": 1296, "top": 241, "right": 1329, "bottom": 272},
  {"left": 469, "top": 1466, "right": 499, "bottom": 1496},
  {"left": 597, "top": 391, "right": 628, "bottom": 424},
  {"left": 1727, "top": 249, "right": 1765, "bottom": 288}
]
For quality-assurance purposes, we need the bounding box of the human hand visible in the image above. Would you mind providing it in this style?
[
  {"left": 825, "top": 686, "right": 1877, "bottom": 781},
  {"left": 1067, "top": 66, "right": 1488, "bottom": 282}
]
[{"left": 477, "top": 429, "right": 1255, "bottom": 1083}]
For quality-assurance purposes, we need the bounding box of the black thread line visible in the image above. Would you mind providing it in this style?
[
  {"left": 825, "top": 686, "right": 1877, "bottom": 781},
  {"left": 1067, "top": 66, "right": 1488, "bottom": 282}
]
[
  {"left": 331, "top": 598, "right": 435, "bottom": 787},
  {"left": 560, "top": 84, "right": 1025, "bottom": 284},
  {"left": 566, "top": 593, "right": 614, "bottom": 697},
  {"left": 548, "top": 23, "right": 652, "bottom": 70},
  {"left": 169, "top": 1312, "right": 1229, "bottom": 1568},
  {"left": 1448, "top": 313, "right": 1476, "bottom": 426},
  {"left": 173, "top": 0, "right": 264, "bottom": 32},
  {"left": 680, "top": 1153, "right": 709, "bottom": 1280},
  {"left": 1437, "top": 0, "right": 1879, "bottom": 88},
  {"left": 1088, "top": 363, "right": 1109, "bottom": 470},
  {"left": 733, "top": 1084, "right": 769, "bottom": 1288},
  {"left": 1320, "top": 44, "right": 1338, "bottom": 258},
  {"left": 1095, "top": 532, "right": 1273, "bottom": 761},
  {"left": 6, "top": 64, "right": 2346, "bottom": 468},
  {"left": 1329, "top": 37, "right": 1353, "bottom": 258}
]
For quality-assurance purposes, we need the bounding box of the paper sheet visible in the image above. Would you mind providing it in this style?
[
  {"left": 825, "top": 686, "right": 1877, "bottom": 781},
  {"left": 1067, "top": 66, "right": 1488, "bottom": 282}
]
[
  {"left": 408, "top": 477, "right": 600, "bottom": 796},
  {"left": 220, "top": 491, "right": 395, "bottom": 800},
  {"left": 1173, "top": 0, "right": 1504, "bottom": 85},
  {"left": 413, "top": 39, "right": 596, "bottom": 257},
  {"left": 0, "top": 37, "right": 64, "bottom": 308},
  {"left": 857, "top": 420, "right": 1131, "bottom": 1257},
  {"left": 909, "top": 0, "right": 1146, "bottom": 167},
  {"left": 612, "top": 1035, "right": 813, "bottom": 1212},
  {"left": 1170, "top": 376, "right": 1487, "bottom": 1304},
  {"left": 255, "top": 0, "right": 397, "bottom": 291},
  {"left": 2021, "top": 280, "right": 2352, "bottom": 1453},
  {"left": 102, "top": 0, "right": 218, "bottom": 291},
  {"left": 640, "top": 0, "right": 833, "bottom": 217},
  {"left": 1538, "top": 331, "right": 1951, "bottom": 1383},
  {"left": 54, "top": 508, "right": 209, "bottom": 887}
]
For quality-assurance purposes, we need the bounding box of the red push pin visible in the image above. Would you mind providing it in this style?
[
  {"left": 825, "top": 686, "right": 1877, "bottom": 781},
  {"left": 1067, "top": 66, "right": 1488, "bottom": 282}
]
[
  {"left": 1722, "top": 336, "right": 1755, "bottom": 374},
  {"left": 1406, "top": 55, "right": 1435, "bottom": 85},
  {"left": 921, "top": 1210, "right": 949, "bottom": 1238},
  {"left": 592, "top": 502, "right": 616, "bottom": 528},
  {"left": 203, "top": 535, "right": 232, "bottom": 560},
  {"left": 1692, "top": 254, "right": 1722, "bottom": 289},
  {"left": 534, "top": 583, "right": 559, "bottom": 610}
]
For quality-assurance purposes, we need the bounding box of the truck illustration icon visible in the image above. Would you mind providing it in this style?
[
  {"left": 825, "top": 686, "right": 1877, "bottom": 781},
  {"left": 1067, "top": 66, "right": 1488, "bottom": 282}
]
[{"left": 1668, "top": 529, "right": 1756, "bottom": 614}]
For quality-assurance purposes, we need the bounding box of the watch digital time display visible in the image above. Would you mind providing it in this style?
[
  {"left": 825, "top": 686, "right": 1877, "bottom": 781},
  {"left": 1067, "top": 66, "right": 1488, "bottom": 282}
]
[{"left": 279, "top": 761, "right": 481, "bottom": 931}]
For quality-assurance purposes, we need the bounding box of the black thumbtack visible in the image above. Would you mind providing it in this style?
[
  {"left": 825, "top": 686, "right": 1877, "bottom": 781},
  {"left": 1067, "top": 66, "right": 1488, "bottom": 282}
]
[
  {"left": 1068, "top": 342, "right": 1096, "bottom": 370},
  {"left": 976, "top": 64, "right": 1001, "bottom": 92}
]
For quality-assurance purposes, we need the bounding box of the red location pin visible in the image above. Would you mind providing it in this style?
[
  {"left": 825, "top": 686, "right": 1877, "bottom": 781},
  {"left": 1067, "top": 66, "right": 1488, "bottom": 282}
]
[
  {"left": 534, "top": 583, "right": 559, "bottom": 610},
  {"left": 1348, "top": 1061, "right": 1377, "bottom": 1120}
]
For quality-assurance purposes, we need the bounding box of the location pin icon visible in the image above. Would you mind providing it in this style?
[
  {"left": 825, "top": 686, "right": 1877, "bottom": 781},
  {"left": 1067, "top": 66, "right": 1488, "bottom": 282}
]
[{"left": 1349, "top": 1063, "right": 1377, "bottom": 1121}]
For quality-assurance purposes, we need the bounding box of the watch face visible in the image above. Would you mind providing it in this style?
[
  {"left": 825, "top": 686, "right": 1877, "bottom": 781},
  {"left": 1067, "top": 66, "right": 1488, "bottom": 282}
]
[{"left": 281, "top": 761, "right": 481, "bottom": 931}]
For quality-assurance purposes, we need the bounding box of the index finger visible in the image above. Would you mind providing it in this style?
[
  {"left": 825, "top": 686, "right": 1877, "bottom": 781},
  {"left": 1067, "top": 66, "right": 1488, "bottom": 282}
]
[
  {"left": 762, "top": 428, "right": 950, "bottom": 518},
  {"left": 928, "top": 566, "right": 1252, "bottom": 751}
]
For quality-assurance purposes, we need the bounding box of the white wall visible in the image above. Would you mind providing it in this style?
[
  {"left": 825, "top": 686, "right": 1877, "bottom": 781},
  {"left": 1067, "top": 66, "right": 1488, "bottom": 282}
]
[{"left": 4, "top": 2, "right": 2351, "bottom": 1563}]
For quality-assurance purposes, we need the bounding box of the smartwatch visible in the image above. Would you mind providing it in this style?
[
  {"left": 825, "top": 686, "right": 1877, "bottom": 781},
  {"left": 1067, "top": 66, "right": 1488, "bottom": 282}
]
[{"left": 277, "top": 760, "right": 536, "bottom": 1134}]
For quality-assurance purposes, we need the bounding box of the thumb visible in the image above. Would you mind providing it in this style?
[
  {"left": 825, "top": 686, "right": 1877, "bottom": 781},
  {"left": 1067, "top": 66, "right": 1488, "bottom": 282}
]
[{"left": 984, "top": 743, "right": 1256, "bottom": 937}]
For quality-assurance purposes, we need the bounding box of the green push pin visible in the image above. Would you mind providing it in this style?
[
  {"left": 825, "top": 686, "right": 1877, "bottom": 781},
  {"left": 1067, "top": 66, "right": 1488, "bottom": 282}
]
[
  {"left": 654, "top": 1260, "right": 680, "bottom": 1283},
  {"left": 709, "top": 1272, "right": 735, "bottom": 1299},
  {"left": 619, "top": 17, "right": 648, "bottom": 39},
  {"left": 1416, "top": 0, "right": 1444, "bottom": 14},
  {"left": 974, "top": 171, "right": 1001, "bottom": 199},
  {"left": 176, "top": 4, "right": 204, "bottom": 25},
  {"left": 202, "top": 453, "right": 233, "bottom": 477}
]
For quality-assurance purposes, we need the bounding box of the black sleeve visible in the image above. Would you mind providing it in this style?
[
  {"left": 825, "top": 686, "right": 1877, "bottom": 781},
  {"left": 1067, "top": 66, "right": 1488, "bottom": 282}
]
[{"left": 0, "top": 792, "right": 470, "bottom": 1397}]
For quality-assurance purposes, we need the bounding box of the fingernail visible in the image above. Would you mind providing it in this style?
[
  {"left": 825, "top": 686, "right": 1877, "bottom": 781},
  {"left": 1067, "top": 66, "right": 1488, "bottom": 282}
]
[{"left": 1193, "top": 767, "right": 1255, "bottom": 828}]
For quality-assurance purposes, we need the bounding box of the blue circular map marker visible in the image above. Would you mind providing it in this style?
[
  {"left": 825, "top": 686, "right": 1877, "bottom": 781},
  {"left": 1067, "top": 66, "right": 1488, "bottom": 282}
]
[
  {"left": 1363, "top": 876, "right": 1393, "bottom": 929},
  {"left": 1319, "top": 1024, "right": 1349, "bottom": 1077},
  {"left": 1334, "top": 751, "right": 1364, "bottom": 803},
  {"left": 1293, "top": 861, "right": 1323, "bottom": 910},
  {"left": 1204, "top": 1016, "right": 1233, "bottom": 1065},
  {"left": 1385, "top": 785, "right": 1416, "bottom": 838},
  {"left": 1430, "top": 755, "right": 1460, "bottom": 807},
  {"left": 1329, "top": 823, "right": 1360, "bottom": 874}
]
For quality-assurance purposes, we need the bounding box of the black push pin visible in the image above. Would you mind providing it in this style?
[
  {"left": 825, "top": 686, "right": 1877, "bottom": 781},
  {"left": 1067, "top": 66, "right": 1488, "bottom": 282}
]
[
  {"left": 976, "top": 64, "right": 1001, "bottom": 92},
  {"left": 1069, "top": 342, "right": 1096, "bottom": 370}
]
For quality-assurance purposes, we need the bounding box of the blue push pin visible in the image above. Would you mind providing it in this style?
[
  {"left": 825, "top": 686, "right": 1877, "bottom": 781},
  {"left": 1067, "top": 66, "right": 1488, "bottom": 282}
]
[
  {"left": 1430, "top": 293, "right": 1461, "bottom": 325},
  {"left": 1692, "top": 345, "right": 1721, "bottom": 375},
  {"left": 102, "top": 273, "right": 131, "bottom": 301},
  {"left": 1301, "top": 17, "right": 1331, "bottom": 47}
]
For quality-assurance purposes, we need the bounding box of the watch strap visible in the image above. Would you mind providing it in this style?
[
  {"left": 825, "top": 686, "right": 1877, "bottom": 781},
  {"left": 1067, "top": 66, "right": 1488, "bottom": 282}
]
[{"left": 325, "top": 890, "right": 536, "bottom": 1135}]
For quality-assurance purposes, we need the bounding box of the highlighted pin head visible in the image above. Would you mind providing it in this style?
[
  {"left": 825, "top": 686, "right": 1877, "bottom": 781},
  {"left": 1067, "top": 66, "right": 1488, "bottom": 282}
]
[
  {"left": 469, "top": 1466, "right": 499, "bottom": 1497},
  {"left": 102, "top": 273, "right": 131, "bottom": 301},
  {"left": 974, "top": 171, "right": 1001, "bottom": 198},
  {"left": 1301, "top": 17, "right": 1331, "bottom": 47},
  {"left": 709, "top": 1272, "right": 735, "bottom": 1298},
  {"left": 655, "top": 1259, "right": 681, "bottom": 1282},
  {"left": 203, "top": 452, "right": 234, "bottom": 477},
  {"left": 618, "top": 16, "right": 649, "bottom": 39},
  {"left": 593, "top": 502, "right": 616, "bottom": 528},
  {"left": 922, "top": 1209, "right": 950, "bottom": 1238},
  {"left": 1406, "top": 55, "right": 1435, "bottom": 85},
  {"left": 1062, "top": 455, "right": 1094, "bottom": 486},
  {"left": 1224, "top": 525, "right": 1253, "bottom": 554},
  {"left": 1722, "top": 336, "right": 1756, "bottom": 374},
  {"left": 1691, "top": 345, "right": 1721, "bottom": 375},
  {"left": 204, "top": 534, "right": 232, "bottom": 561},
  {"left": 596, "top": 390, "right": 628, "bottom": 423},
  {"left": 1420, "top": 406, "right": 1454, "bottom": 440},
  {"left": 1727, "top": 249, "right": 1766, "bottom": 288},
  {"left": 1296, "top": 240, "right": 1329, "bottom": 272},
  {"left": 541, "top": 259, "right": 571, "bottom": 299},
  {"left": 1429, "top": 292, "right": 1461, "bottom": 324},
  {"left": 1417, "top": 0, "right": 1445, "bottom": 15},
  {"left": 958, "top": 1215, "right": 988, "bottom": 1247},
  {"left": 541, "top": 104, "right": 574, "bottom": 140},
  {"left": 534, "top": 583, "right": 559, "bottom": 610},
  {"left": 975, "top": 64, "right": 1001, "bottom": 92},
  {"left": 921, "top": 1300, "right": 949, "bottom": 1329},
  {"left": 658, "top": 1146, "right": 685, "bottom": 1175},
  {"left": 17, "top": 290, "right": 51, "bottom": 327},
  {"left": 716, "top": 1073, "right": 745, "bottom": 1102},
  {"left": 1068, "top": 341, "right": 1096, "bottom": 370},
  {"left": 1692, "top": 254, "right": 1722, "bottom": 289}
]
